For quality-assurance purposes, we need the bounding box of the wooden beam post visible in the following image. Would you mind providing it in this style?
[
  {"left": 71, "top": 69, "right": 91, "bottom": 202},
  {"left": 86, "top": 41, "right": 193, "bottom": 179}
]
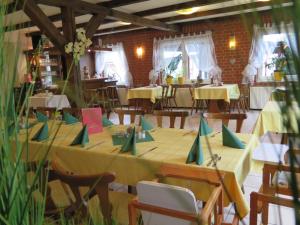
[
  {"left": 60, "top": 6, "right": 83, "bottom": 107},
  {"left": 19, "top": 0, "right": 66, "bottom": 53},
  {"left": 85, "top": 12, "right": 108, "bottom": 39}
]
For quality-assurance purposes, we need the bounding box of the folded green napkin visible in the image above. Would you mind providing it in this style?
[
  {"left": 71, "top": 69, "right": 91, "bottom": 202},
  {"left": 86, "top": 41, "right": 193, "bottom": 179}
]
[
  {"left": 222, "top": 125, "right": 245, "bottom": 149},
  {"left": 70, "top": 125, "right": 89, "bottom": 147},
  {"left": 31, "top": 122, "right": 49, "bottom": 142},
  {"left": 186, "top": 134, "right": 204, "bottom": 165},
  {"left": 120, "top": 127, "right": 137, "bottom": 155},
  {"left": 102, "top": 117, "right": 114, "bottom": 127},
  {"left": 141, "top": 116, "right": 154, "bottom": 131},
  {"left": 36, "top": 111, "right": 48, "bottom": 122},
  {"left": 63, "top": 112, "right": 79, "bottom": 124},
  {"left": 112, "top": 131, "right": 154, "bottom": 145},
  {"left": 198, "top": 117, "right": 213, "bottom": 136}
]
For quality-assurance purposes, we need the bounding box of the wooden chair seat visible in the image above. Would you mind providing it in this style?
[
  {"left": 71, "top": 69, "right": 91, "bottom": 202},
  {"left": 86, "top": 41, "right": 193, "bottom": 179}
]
[{"left": 154, "top": 110, "right": 189, "bottom": 129}]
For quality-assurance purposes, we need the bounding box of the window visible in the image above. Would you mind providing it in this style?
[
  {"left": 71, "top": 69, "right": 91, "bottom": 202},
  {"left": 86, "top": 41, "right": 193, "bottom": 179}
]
[
  {"left": 95, "top": 42, "right": 132, "bottom": 86},
  {"left": 256, "top": 32, "right": 296, "bottom": 82},
  {"left": 159, "top": 42, "right": 212, "bottom": 82},
  {"left": 258, "top": 33, "right": 289, "bottom": 81}
]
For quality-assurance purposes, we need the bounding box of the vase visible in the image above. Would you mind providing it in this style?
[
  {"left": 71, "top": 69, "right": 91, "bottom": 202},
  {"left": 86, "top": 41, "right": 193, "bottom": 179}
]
[
  {"left": 274, "top": 71, "right": 284, "bottom": 82},
  {"left": 166, "top": 77, "right": 173, "bottom": 85},
  {"left": 178, "top": 77, "right": 184, "bottom": 85}
]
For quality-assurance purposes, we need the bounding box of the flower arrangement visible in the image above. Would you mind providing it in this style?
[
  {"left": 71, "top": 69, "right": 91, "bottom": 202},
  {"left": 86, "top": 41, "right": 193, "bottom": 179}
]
[
  {"left": 266, "top": 41, "right": 296, "bottom": 75},
  {"left": 65, "top": 28, "right": 92, "bottom": 64}
]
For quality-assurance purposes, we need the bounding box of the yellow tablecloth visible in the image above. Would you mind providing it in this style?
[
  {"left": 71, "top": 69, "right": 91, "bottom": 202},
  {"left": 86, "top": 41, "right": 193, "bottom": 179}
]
[
  {"left": 253, "top": 101, "right": 299, "bottom": 137},
  {"left": 127, "top": 86, "right": 162, "bottom": 103},
  {"left": 194, "top": 84, "right": 240, "bottom": 103},
  {"left": 17, "top": 121, "right": 259, "bottom": 218}
]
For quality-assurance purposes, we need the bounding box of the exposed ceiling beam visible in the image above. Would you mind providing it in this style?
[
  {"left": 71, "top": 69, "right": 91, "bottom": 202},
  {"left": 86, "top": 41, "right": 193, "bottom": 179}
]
[
  {"left": 85, "top": 12, "right": 108, "bottom": 39},
  {"left": 91, "top": 1, "right": 293, "bottom": 36},
  {"left": 34, "top": 0, "right": 179, "bottom": 32},
  {"left": 101, "top": 0, "right": 150, "bottom": 8},
  {"left": 10, "top": 0, "right": 229, "bottom": 33},
  {"left": 159, "top": 0, "right": 292, "bottom": 24},
  {"left": 18, "top": 0, "right": 66, "bottom": 52},
  {"left": 24, "top": 0, "right": 291, "bottom": 37}
]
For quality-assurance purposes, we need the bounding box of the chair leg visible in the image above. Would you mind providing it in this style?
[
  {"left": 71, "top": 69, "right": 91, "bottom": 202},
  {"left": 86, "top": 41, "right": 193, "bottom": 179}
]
[
  {"left": 191, "top": 100, "right": 195, "bottom": 115},
  {"left": 261, "top": 203, "right": 269, "bottom": 225}
]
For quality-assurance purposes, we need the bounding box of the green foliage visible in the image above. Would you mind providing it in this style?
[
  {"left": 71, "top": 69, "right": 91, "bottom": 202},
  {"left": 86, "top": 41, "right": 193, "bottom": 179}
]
[{"left": 165, "top": 54, "right": 182, "bottom": 77}]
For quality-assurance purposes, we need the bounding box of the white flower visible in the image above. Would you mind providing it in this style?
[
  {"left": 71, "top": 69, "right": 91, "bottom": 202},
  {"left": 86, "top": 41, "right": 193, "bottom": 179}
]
[
  {"left": 65, "top": 42, "right": 73, "bottom": 54},
  {"left": 85, "top": 39, "right": 92, "bottom": 48},
  {"left": 76, "top": 28, "right": 86, "bottom": 41}
]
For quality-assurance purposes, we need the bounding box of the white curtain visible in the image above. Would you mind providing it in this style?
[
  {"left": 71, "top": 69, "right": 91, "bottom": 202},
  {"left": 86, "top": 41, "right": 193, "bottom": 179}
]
[
  {"left": 152, "top": 32, "right": 221, "bottom": 80},
  {"left": 153, "top": 38, "right": 182, "bottom": 76},
  {"left": 95, "top": 42, "right": 133, "bottom": 86},
  {"left": 184, "top": 32, "right": 221, "bottom": 79},
  {"left": 242, "top": 23, "right": 297, "bottom": 83}
]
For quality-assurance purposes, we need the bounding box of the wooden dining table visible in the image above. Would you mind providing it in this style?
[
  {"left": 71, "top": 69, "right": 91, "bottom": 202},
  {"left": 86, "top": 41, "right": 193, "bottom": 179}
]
[
  {"left": 16, "top": 119, "right": 259, "bottom": 218},
  {"left": 253, "top": 100, "right": 299, "bottom": 137},
  {"left": 127, "top": 86, "right": 162, "bottom": 111},
  {"left": 194, "top": 84, "right": 240, "bottom": 112}
]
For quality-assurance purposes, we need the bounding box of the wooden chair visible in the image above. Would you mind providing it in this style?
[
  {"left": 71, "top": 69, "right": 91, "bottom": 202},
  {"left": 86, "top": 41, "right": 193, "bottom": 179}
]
[
  {"left": 204, "top": 113, "right": 247, "bottom": 133},
  {"left": 154, "top": 110, "right": 189, "bottom": 129},
  {"left": 26, "top": 159, "right": 117, "bottom": 224},
  {"left": 83, "top": 89, "right": 100, "bottom": 107},
  {"left": 129, "top": 163, "right": 239, "bottom": 225},
  {"left": 166, "top": 85, "right": 178, "bottom": 110},
  {"left": 106, "top": 86, "right": 121, "bottom": 109},
  {"left": 189, "top": 84, "right": 207, "bottom": 115},
  {"left": 155, "top": 85, "right": 169, "bottom": 110},
  {"left": 229, "top": 84, "right": 249, "bottom": 113},
  {"left": 250, "top": 162, "right": 300, "bottom": 225},
  {"left": 114, "top": 109, "right": 145, "bottom": 125}
]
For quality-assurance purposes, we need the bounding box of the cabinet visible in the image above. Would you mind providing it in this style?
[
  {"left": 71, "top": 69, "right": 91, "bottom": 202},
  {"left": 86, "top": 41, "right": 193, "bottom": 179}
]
[{"left": 24, "top": 47, "right": 63, "bottom": 87}]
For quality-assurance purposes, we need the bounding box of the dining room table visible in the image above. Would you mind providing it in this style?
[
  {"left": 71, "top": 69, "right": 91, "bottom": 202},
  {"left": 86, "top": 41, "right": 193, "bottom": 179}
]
[
  {"left": 28, "top": 93, "right": 71, "bottom": 109},
  {"left": 193, "top": 84, "right": 240, "bottom": 112},
  {"left": 253, "top": 100, "right": 299, "bottom": 138},
  {"left": 16, "top": 119, "right": 259, "bottom": 219},
  {"left": 127, "top": 85, "right": 163, "bottom": 112}
]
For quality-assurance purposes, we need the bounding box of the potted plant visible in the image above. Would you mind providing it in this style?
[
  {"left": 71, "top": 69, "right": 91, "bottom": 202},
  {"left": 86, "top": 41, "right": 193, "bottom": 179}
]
[
  {"left": 165, "top": 54, "right": 182, "bottom": 85},
  {"left": 267, "top": 41, "right": 295, "bottom": 81}
]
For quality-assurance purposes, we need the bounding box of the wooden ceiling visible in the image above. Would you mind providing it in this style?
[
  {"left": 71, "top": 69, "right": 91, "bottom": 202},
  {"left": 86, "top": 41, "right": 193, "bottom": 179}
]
[{"left": 4, "top": 0, "right": 292, "bottom": 37}]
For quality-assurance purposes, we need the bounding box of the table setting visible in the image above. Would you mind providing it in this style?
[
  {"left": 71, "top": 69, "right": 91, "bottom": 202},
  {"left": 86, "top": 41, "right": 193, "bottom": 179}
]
[{"left": 12, "top": 110, "right": 259, "bottom": 218}]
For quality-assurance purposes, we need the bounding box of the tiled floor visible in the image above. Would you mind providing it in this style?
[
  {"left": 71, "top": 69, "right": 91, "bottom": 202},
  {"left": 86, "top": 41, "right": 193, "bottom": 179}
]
[{"left": 108, "top": 109, "right": 296, "bottom": 225}]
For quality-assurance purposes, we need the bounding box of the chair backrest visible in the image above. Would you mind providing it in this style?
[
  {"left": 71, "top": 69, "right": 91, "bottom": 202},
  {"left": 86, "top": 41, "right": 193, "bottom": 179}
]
[
  {"left": 114, "top": 109, "right": 145, "bottom": 125},
  {"left": 161, "top": 85, "right": 170, "bottom": 99},
  {"left": 51, "top": 160, "right": 115, "bottom": 223},
  {"left": 169, "top": 85, "right": 178, "bottom": 98},
  {"left": 137, "top": 181, "right": 198, "bottom": 225},
  {"left": 106, "top": 86, "right": 119, "bottom": 100},
  {"left": 204, "top": 113, "right": 247, "bottom": 133},
  {"left": 84, "top": 89, "right": 98, "bottom": 104},
  {"left": 154, "top": 110, "right": 189, "bottom": 129},
  {"left": 239, "top": 84, "right": 250, "bottom": 97},
  {"left": 97, "top": 87, "right": 109, "bottom": 101}
]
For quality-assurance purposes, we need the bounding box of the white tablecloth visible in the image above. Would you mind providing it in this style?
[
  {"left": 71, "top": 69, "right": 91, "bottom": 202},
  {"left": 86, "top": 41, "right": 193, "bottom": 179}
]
[{"left": 29, "top": 94, "right": 70, "bottom": 109}]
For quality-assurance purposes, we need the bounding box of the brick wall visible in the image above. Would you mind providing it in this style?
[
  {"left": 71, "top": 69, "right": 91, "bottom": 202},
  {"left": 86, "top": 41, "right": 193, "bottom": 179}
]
[{"left": 95, "top": 12, "right": 273, "bottom": 86}]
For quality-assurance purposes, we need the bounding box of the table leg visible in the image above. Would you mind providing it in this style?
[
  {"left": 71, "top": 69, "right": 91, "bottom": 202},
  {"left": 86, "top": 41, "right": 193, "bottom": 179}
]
[{"left": 207, "top": 100, "right": 227, "bottom": 113}]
